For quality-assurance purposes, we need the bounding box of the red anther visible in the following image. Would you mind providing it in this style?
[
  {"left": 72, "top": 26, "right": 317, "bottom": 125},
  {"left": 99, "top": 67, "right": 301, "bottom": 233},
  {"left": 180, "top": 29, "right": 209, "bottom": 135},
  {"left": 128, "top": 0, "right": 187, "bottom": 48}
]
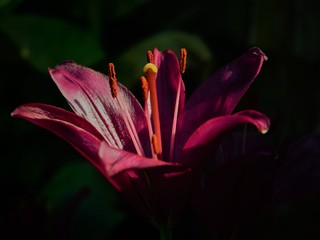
[
  {"left": 179, "top": 48, "right": 187, "bottom": 74},
  {"left": 108, "top": 63, "right": 117, "bottom": 98},
  {"left": 147, "top": 50, "right": 154, "bottom": 64},
  {"left": 140, "top": 76, "right": 149, "bottom": 101}
]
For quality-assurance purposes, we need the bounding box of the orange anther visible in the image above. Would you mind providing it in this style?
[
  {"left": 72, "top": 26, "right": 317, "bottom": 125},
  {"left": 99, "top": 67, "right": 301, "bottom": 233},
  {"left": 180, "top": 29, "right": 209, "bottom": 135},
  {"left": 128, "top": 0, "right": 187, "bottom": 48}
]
[
  {"left": 179, "top": 48, "right": 187, "bottom": 74},
  {"left": 147, "top": 50, "right": 154, "bottom": 64},
  {"left": 140, "top": 76, "right": 149, "bottom": 101},
  {"left": 108, "top": 63, "right": 117, "bottom": 98}
]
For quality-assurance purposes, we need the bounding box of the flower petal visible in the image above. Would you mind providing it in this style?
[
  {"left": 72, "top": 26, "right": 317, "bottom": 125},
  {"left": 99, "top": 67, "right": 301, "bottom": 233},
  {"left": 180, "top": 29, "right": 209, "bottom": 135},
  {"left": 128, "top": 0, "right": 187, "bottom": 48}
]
[
  {"left": 177, "top": 48, "right": 267, "bottom": 154},
  {"left": 11, "top": 103, "right": 163, "bottom": 221},
  {"left": 273, "top": 133, "right": 320, "bottom": 204},
  {"left": 153, "top": 49, "right": 186, "bottom": 160},
  {"left": 179, "top": 110, "right": 270, "bottom": 171},
  {"left": 49, "top": 61, "right": 150, "bottom": 153},
  {"left": 11, "top": 103, "right": 123, "bottom": 184},
  {"left": 99, "top": 141, "right": 182, "bottom": 177},
  {"left": 11, "top": 103, "right": 105, "bottom": 163},
  {"left": 11, "top": 102, "right": 104, "bottom": 141}
]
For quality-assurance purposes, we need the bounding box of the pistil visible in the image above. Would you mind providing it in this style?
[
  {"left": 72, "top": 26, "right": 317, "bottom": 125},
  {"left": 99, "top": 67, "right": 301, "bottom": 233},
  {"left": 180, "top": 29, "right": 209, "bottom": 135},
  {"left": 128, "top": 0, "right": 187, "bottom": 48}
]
[{"left": 143, "top": 63, "right": 162, "bottom": 157}]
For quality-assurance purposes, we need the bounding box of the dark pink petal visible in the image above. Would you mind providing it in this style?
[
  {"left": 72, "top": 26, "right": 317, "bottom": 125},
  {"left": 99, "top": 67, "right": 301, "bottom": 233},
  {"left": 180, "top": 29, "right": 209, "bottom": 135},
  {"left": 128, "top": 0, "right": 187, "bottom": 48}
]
[
  {"left": 11, "top": 103, "right": 119, "bottom": 186},
  {"left": 153, "top": 49, "right": 186, "bottom": 160},
  {"left": 49, "top": 61, "right": 150, "bottom": 154},
  {"left": 176, "top": 48, "right": 267, "bottom": 155},
  {"left": 178, "top": 110, "right": 270, "bottom": 171},
  {"left": 11, "top": 103, "right": 104, "bottom": 141},
  {"left": 11, "top": 103, "right": 162, "bottom": 221},
  {"left": 99, "top": 141, "right": 182, "bottom": 177}
]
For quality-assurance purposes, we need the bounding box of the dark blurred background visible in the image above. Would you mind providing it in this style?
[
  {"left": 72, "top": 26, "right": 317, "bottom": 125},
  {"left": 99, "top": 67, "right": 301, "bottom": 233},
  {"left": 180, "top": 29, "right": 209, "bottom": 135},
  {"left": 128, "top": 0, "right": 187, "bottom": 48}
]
[{"left": 2, "top": 0, "right": 320, "bottom": 239}]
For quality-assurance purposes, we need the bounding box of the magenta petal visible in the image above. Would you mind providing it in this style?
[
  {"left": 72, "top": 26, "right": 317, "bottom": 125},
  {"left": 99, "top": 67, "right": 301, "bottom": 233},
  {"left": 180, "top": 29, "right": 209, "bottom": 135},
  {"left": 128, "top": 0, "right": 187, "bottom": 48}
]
[
  {"left": 11, "top": 103, "right": 161, "bottom": 209},
  {"left": 179, "top": 110, "right": 270, "bottom": 170},
  {"left": 49, "top": 61, "right": 150, "bottom": 153},
  {"left": 11, "top": 103, "right": 104, "bottom": 140},
  {"left": 11, "top": 103, "right": 107, "bottom": 173},
  {"left": 99, "top": 141, "right": 181, "bottom": 176},
  {"left": 153, "top": 49, "right": 186, "bottom": 160},
  {"left": 177, "top": 48, "right": 267, "bottom": 151}
]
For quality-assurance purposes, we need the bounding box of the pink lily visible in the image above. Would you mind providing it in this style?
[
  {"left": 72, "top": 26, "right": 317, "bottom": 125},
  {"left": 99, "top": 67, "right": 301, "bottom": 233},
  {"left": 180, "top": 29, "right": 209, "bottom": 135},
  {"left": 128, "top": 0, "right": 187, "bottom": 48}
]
[{"left": 11, "top": 47, "right": 270, "bottom": 230}]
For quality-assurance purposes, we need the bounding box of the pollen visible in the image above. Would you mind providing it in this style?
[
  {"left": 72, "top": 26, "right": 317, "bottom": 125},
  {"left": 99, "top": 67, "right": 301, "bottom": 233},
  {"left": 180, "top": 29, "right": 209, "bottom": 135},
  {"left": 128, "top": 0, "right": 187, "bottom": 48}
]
[
  {"left": 179, "top": 48, "right": 187, "bottom": 74},
  {"left": 147, "top": 50, "right": 154, "bottom": 64},
  {"left": 140, "top": 76, "right": 149, "bottom": 101},
  {"left": 108, "top": 63, "right": 117, "bottom": 98},
  {"left": 143, "top": 63, "right": 158, "bottom": 74}
]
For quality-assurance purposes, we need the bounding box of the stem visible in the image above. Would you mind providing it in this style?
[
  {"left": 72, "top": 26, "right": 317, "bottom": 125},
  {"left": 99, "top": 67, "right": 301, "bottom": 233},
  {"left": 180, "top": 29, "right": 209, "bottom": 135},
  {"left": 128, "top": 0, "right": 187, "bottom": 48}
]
[{"left": 159, "top": 227, "right": 172, "bottom": 240}]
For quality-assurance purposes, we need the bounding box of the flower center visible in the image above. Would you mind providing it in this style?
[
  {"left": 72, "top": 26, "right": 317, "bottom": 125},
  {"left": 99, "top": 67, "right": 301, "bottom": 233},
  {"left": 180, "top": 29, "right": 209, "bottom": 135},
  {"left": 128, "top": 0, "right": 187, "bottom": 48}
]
[
  {"left": 142, "top": 49, "right": 187, "bottom": 161},
  {"left": 108, "top": 49, "right": 187, "bottom": 161}
]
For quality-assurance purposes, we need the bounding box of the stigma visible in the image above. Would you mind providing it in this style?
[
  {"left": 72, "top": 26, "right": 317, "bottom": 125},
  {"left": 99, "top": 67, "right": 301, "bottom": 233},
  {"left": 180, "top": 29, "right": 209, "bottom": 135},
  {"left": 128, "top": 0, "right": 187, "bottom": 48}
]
[{"left": 143, "top": 63, "right": 158, "bottom": 74}]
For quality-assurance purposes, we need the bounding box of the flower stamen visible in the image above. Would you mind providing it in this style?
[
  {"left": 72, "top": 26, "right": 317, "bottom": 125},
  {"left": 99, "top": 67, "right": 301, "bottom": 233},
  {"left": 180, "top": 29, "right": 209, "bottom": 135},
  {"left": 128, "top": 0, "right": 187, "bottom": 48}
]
[
  {"left": 179, "top": 48, "right": 187, "bottom": 74},
  {"left": 108, "top": 63, "right": 118, "bottom": 98},
  {"left": 108, "top": 63, "right": 145, "bottom": 156},
  {"left": 169, "top": 48, "right": 187, "bottom": 160},
  {"left": 140, "top": 76, "right": 157, "bottom": 159},
  {"left": 169, "top": 80, "right": 181, "bottom": 161},
  {"left": 147, "top": 50, "right": 154, "bottom": 64},
  {"left": 140, "top": 76, "right": 149, "bottom": 101}
]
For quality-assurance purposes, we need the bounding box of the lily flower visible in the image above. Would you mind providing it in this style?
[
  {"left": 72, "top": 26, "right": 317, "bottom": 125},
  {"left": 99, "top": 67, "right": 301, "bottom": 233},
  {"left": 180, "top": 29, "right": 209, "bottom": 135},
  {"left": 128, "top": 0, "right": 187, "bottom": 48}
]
[{"left": 11, "top": 47, "right": 270, "bottom": 233}]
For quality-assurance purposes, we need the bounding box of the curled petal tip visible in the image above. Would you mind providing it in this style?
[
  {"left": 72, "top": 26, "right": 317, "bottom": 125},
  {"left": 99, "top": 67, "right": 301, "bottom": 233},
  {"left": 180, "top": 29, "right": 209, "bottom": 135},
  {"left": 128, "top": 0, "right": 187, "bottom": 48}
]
[
  {"left": 11, "top": 105, "right": 25, "bottom": 118},
  {"left": 258, "top": 117, "right": 270, "bottom": 134},
  {"left": 248, "top": 47, "right": 268, "bottom": 61},
  {"left": 10, "top": 110, "right": 16, "bottom": 118}
]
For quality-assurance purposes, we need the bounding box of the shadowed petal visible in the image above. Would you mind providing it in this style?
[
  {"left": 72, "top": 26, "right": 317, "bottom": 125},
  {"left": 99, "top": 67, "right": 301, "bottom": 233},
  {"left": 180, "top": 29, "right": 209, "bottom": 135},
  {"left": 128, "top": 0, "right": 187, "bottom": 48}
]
[
  {"left": 49, "top": 61, "right": 150, "bottom": 153},
  {"left": 11, "top": 103, "right": 158, "bottom": 214},
  {"left": 11, "top": 103, "right": 116, "bottom": 182},
  {"left": 273, "top": 133, "right": 320, "bottom": 204},
  {"left": 11, "top": 103, "right": 104, "bottom": 141},
  {"left": 191, "top": 151, "right": 273, "bottom": 239},
  {"left": 179, "top": 110, "right": 270, "bottom": 171},
  {"left": 99, "top": 141, "right": 182, "bottom": 177},
  {"left": 177, "top": 48, "right": 267, "bottom": 153},
  {"left": 11, "top": 103, "right": 106, "bottom": 167},
  {"left": 153, "top": 49, "right": 186, "bottom": 160}
]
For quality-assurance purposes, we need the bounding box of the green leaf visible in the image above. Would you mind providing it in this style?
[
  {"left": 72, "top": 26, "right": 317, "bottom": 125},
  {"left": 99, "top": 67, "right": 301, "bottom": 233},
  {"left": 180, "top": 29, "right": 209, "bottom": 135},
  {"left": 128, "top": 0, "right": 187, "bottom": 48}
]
[
  {"left": 0, "top": 0, "right": 22, "bottom": 13},
  {"left": 41, "top": 161, "right": 123, "bottom": 239},
  {"left": 115, "top": 30, "right": 213, "bottom": 88},
  {"left": 0, "top": 15, "right": 105, "bottom": 72},
  {"left": 110, "top": 0, "right": 148, "bottom": 18}
]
